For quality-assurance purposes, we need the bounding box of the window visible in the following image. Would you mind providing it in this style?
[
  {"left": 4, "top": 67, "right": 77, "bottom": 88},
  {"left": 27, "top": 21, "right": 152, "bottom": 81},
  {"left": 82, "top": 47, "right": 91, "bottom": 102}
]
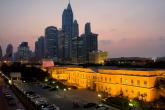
[
  {"left": 105, "top": 77, "right": 107, "bottom": 82},
  {"left": 124, "top": 79, "right": 128, "bottom": 84},
  {"left": 131, "top": 80, "right": 134, "bottom": 85},
  {"left": 109, "top": 78, "right": 111, "bottom": 82},
  {"left": 144, "top": 81, "right": 147, "bottom": 87},
  {"left": 137, "top": 91, "right": 140, "bottom": 96},
  {"left": 120, "top": 78, "right": 122, "bottom": 83},
  {"left": 137, "top": 80, "right": 140, "bottom": 86}
]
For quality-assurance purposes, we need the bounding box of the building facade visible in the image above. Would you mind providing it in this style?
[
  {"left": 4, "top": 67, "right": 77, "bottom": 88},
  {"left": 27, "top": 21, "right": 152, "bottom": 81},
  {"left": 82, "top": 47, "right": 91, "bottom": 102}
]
[{"left": 47, "top": 67, "right": 165, "bottom": 102}]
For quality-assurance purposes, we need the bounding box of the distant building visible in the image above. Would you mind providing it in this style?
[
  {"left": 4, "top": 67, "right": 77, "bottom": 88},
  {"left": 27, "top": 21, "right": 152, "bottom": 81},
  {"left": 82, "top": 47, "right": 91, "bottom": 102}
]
[
  {"left": 105, "top": 57, "right": 154, "bottom": 66},
  {"left": 83, "top": 23, "right": 98, "bottom": 63},
  {"left": 57, "top": 29, "right": 72, "bottom": 63},
  {"left": 62, "top": 2, "right": 73, "bottom": 37},
  {"left": 156, "top": 57, "right": 165, "bottom": 62},
  {"left": 89, "top": 51, "right": 108, "bottom": 64},
  {"left": 45, "top": 26, "right": 58, "bottom": 61},
  {"left": 0, "top": 45, "right": 2, "bottom": 61},
  {"left": 4, "top": 44, "right": 13, "bottom": 61},
  {"left": 16, "top": 42, "right": 31, "bottom": 61},
  {"left": 73, "top": 20, "right": 79, "bottom": 38},
  {"left": 71, "top": 36, "right": 85, "bottom": 64},
  {"left": 62, "top": 2, "right": 74, "bottom": 59},
  {"left": 35, "top": 36, "right": 45, "bottom": 60},
  {"left": 85, "top": 22, "right": 91, "bottom": 35}
]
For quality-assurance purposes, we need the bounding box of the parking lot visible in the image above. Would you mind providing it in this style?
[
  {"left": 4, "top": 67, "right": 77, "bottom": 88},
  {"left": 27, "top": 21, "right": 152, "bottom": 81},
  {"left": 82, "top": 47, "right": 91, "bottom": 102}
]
[{"left": 15, "top": 81, "right": 119, "bottom": 110}]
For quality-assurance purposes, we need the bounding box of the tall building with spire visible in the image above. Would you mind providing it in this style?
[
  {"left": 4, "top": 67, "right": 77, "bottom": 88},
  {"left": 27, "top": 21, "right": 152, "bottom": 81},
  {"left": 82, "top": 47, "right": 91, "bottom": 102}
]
[
  {"left": 62, "top": 1, "right": 74, "bottom": 60},
  {"left": 62, "top": 1, "right": 73, "bottom": 36}
]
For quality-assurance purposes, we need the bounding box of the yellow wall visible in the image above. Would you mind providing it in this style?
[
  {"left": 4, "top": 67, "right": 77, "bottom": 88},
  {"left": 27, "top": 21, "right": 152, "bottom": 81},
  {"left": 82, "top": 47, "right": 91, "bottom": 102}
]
[{"left": 48, "top": 67, "right": 165, "bottom": 102}]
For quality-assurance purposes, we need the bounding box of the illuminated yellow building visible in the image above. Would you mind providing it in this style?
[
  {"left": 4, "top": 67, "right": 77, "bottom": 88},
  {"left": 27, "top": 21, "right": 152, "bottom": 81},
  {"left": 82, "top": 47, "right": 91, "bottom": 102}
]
[{"left": 47, "top": 66, "right": 165, "bottom": 102}]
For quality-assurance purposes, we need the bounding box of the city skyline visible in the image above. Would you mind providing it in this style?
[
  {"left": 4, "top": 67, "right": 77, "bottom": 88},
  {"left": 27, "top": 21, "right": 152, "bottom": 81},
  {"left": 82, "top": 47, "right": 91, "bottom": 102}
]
[{"left": 0, "top": 0, "right": 165, "bottom": 57}]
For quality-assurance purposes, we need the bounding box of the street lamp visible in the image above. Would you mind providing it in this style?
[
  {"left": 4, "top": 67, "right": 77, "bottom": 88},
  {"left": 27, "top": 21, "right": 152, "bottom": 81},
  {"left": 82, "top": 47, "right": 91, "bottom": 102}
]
[
  {"left": 98, "top": 94, "right": 102, "bottom": 104},
  {"left": 45, "top": 78, "right": 48, "bottom": 82},
  {"left": 64, "top": 88, "right": 67, "bottom": 92},
  {"left": 8, "top": 80, "right": 12, "bottom": 85},
  {"left": 52, "top": 81, "right": 56, "bottom": 84},
  {"left": 56, "top": 85, "right": 59, "bottom": 89},
  {"left": 98, "top": 94, "right": 102, "bottom": 98}
]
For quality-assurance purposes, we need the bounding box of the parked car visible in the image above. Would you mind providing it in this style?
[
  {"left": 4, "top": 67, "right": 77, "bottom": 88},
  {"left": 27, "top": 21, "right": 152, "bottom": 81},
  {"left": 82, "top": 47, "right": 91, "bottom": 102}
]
[
  {"left": 83, "top": 103, "right": 98, "bottom": 108},
  {"left": 42, "top": 85, "right": 51, "bottom": 89},
  {"left": 49, "top": 87, "right": 57, "bottom": 91},
  {"left": 8, "top": 99, "right": 16, "bottom": 106},
  {"left": 42, "top": 104, "right": 60, "bottom": 110}
]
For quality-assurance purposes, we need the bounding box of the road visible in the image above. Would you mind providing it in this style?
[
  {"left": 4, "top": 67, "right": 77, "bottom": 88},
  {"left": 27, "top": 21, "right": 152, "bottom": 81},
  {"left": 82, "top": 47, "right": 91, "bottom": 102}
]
[{"left": 0, "top": 72, "right": 26, "bottom": 110}]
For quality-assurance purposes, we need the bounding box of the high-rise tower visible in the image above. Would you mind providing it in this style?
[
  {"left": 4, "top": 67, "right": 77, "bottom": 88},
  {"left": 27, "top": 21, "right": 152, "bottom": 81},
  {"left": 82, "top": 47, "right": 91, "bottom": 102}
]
[
  {"left": 73, "top": 20, "right": 79, "bottom": 37},
  {"left": 4, "top": 44, "right": 13, "bottom": 60},
  {"left": 62, "top": 2, "right": 73, "bottom": 36},
  {"left": 45, "top": 26, "right": 58, "bottom": 61},
  {"left": 85, "top": 22, "right": 91, "bottom": 35},
  {"left": 62, "top": 1, "right": 74, "bottom": 60}
]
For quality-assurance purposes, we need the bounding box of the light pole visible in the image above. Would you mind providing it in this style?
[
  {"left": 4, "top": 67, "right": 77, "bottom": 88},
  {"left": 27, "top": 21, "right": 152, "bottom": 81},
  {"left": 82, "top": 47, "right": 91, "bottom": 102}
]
[{"left": 98, "top": 94, "right": 102, "bottom": 104}]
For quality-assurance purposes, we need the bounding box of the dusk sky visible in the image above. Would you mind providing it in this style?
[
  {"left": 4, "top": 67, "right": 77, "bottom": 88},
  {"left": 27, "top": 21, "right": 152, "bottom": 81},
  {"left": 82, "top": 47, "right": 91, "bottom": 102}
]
[{"left": 0, "top": 0, "right": 165, "bottom": 58}]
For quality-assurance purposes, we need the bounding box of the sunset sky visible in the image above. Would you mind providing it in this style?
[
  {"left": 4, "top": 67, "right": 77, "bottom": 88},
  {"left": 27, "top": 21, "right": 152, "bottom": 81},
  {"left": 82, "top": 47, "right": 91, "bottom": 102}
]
[{"left": 0, "top": 0, "right": 165, "bottom": 57}]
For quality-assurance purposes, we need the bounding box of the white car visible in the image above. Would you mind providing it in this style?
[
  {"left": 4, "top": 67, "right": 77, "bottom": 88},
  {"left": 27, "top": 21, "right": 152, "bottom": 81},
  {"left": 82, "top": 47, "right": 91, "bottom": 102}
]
[{"left": 42, "top": 104, "right": 60, "bottom": 110}]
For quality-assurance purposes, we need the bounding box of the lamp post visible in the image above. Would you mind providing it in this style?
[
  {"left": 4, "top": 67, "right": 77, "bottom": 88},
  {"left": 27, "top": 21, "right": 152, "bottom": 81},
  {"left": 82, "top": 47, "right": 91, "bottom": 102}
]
[{"left": 98, "top": 94, "right": 102, "bottom": 104}]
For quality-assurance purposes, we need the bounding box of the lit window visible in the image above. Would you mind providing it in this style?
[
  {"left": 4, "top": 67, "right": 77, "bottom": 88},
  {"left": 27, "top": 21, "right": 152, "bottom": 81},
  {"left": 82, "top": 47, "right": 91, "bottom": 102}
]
[
  {"left": 120, "top": 78, "right": 122, "bottom": 83},
  {"left": 109, "top": 78, "right": 111, "bottom": 82},
  {"left": 144, "top": 81, "right": 147, "bottom": 87},
  {"left": 137, "top": 91, "right": 140, "bottom": 96},
  {"left": 131, "top": 80, "right": 134, "bottom": 85},
  {"left": 105, "top": 77, "right": 107, "bottom": 82},
  {"left": 137, "top": 80, "right": 140, "bottom": 86},
  {"left": 124, "top": 79, "right": 128, "bottom": 84}
]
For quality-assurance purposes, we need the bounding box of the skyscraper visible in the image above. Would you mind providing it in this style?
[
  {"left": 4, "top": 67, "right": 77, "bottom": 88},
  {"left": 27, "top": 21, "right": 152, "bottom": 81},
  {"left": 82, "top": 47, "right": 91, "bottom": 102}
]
[
  {"left": 85, "top": 22, "right": 91, "bottom": 35},
  {"left": 83, "top": 23, "right": 98, "bottom": 63},
  {"left": 62, "top": 2, "right": 73, "bottom": 36},
  {"left": 73, "top": 20, "right": 79, "bottom": 37},
  {"left": 35, "top": 36, "right": 45, "bottom": 60},
  {"left": 5, "top": 44, "right": 13, "bottom": 60},
  {"left": 62, "top": 2, "right": 74, "bottom": 59},
  {"left": 71, "top": 20, "right": 79, "bottom": 63},
  {"left": 17, "top": 42, "right": 30, "bottom": 61},
  {"left": 45, "top": 26, "right": 58, "bottom": 61},
  {"left": 0, "top": 45, "right": 2, "bottom": 61}
]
